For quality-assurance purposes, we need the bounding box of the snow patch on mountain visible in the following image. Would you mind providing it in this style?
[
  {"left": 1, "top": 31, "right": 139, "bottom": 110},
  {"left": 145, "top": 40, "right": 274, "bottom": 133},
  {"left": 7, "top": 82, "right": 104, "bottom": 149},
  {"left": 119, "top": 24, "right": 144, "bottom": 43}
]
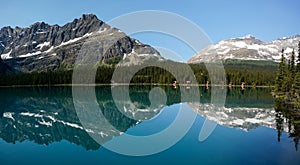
[
  {"left": 19, "top": 51, "right": 41, "bottom": 58},
  {"left": 59, "top": 32, "right": 93, "bottom": 47},
  {"left": 37, "top": 41, "right": 50, "bottom": 49}
]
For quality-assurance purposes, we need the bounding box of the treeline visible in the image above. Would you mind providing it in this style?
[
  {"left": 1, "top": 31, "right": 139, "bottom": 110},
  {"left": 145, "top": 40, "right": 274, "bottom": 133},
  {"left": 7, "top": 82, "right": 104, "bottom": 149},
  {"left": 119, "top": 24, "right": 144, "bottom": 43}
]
[
  {"left": 0, "top": 66, "right": 115, "bottom": 86},
  {"left": 131, "top": 60, "right": 278, "bottom": 86},
  {"left": 0, "top": 60, "right": 278, "bottom": 86},
  {"left": 0, "top": 70, "right": 73, "bottom": 86},
  {"left": 130, "top": 60, "right": 277, "bottom": 86},
  {"left": 224, "top": 60, "right": 277, "bottom": 86},
  {"left": 274, "top": 41, "right": 300, "bottom": 108}
]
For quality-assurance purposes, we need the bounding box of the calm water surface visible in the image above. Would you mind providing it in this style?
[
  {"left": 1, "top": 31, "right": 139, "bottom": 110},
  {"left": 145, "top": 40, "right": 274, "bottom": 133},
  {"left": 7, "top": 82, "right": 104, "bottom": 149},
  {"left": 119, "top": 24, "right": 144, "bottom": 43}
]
[{"left": 0, "top": 86, "right": 299, "bottom": 164}]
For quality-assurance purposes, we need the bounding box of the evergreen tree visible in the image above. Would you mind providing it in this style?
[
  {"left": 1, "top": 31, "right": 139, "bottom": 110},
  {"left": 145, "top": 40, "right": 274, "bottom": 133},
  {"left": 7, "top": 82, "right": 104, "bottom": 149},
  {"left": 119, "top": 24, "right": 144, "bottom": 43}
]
[
  {"left": 290, "top": 49, "right": 296, "bottom": 80},
  {"left": 287, "top": 59, "right": 291, "bottom": 72},
  {"left": 295, "top": 72, "right": 300, "bottom": 94},
  {"left": 295, "top": 43, "right": 300, "bottom": 98},
  {"left": 275, "top": 49, "right": 287, "bottom": 93},
  {"left": 297, "top": 41, "right": 300, "bottom": 72},
  {"left": 289, "top": 50, "right": 296, "bottom": 95}
]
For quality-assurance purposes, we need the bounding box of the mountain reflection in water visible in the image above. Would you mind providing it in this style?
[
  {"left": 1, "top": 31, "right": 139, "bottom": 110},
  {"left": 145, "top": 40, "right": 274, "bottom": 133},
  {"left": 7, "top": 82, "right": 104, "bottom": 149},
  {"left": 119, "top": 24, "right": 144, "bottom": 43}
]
[{"left": 0, "top": 86, "right": 298, "bottom": 151}]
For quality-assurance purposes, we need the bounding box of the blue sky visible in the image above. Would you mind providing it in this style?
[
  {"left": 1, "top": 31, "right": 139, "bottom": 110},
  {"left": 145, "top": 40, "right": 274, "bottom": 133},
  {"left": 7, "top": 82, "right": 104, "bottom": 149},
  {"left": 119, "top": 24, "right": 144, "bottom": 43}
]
[{"left": 1, "top": 0, "right": 300, "bottom": 61}]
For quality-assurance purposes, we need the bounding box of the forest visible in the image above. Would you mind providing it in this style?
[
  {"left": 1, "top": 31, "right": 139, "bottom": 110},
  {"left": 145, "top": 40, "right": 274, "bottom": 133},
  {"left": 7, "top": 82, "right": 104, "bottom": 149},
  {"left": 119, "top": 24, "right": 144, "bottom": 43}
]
[
  {"left": 274, "top": 41, "right": 300, "bottom": 108},
  {"left": 0, "top": 58, "right": 278, "bottom": 86}
]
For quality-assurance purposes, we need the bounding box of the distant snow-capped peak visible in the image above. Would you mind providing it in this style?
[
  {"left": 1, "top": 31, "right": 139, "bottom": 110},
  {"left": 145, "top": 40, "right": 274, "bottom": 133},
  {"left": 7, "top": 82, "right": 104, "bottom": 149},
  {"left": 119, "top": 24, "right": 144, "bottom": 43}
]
[{"left": 188, "top": 34, "right": 300, "bottom": 63}]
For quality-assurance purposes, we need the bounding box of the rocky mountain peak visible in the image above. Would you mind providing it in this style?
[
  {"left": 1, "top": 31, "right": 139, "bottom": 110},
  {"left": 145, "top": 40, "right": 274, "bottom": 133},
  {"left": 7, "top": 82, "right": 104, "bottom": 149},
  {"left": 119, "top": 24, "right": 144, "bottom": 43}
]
[
  {"left": 81, "top": 14, "right": 99, "bottom": 21},
  {"left": 30, "top": 21, "right": 49, "bottom": 29},
  {"left": 226, "top": 34, "right": 264, "bottom": 45},
  {"left": 0, "top": 14, "right": 162, "bottom": 73}
]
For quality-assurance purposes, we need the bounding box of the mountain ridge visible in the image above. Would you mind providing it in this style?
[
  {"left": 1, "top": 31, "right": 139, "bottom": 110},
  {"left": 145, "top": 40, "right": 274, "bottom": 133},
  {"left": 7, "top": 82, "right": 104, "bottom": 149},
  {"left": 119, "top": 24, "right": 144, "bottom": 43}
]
[
  {"left": 188, "top": 34, "right": 300, "bottom": 63},
  {"left": 0, "top": 14, "right": 161, "bottom": 73}
]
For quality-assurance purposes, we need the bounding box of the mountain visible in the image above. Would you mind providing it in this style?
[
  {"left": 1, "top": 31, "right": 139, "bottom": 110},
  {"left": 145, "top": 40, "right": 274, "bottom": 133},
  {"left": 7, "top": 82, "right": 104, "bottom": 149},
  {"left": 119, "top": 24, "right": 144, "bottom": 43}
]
[
  {"left": 188, "top": 34, "right": 300, "bottom": 63},
  {"left": 0, "top": 14, "right": 161, "bottom": 73}
]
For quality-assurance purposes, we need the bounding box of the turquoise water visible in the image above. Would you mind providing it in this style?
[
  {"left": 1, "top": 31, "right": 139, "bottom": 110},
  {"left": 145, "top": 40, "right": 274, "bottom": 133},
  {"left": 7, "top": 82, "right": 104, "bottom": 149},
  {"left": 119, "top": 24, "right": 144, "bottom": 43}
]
[{"left": 0, "top": 86, "right": 299, "bottom": 164}]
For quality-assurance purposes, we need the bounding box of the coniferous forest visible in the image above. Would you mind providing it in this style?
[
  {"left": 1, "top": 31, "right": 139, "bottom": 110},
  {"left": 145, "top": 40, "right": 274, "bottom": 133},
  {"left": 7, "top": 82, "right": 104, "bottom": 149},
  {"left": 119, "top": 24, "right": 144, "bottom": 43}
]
[
  {"left": 274, "top": 41, "right": 300, "bottom": 108},
  {"left": 0, "top": 60, "right": 277, "bottom": 86}
]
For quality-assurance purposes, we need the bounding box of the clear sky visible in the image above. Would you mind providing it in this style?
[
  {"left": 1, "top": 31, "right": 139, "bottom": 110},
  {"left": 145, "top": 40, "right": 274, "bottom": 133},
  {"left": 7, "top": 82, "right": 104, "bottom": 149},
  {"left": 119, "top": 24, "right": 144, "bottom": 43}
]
[{"left": 1, "top": 0, "right": 300, "bottom": 61}]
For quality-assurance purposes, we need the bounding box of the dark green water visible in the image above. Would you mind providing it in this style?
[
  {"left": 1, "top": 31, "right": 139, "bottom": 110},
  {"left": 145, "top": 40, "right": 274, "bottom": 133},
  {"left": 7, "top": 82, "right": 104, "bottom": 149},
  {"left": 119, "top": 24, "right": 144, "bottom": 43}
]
[{"left": 0, "top": 86, "right": 299, "bottom": 164}]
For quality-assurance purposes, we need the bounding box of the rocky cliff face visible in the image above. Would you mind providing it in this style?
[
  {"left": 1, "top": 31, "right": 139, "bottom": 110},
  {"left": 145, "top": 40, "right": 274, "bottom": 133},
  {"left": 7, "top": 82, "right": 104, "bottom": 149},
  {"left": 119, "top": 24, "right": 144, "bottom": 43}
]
[{"left": 0, "top": 14, "right": 161, "bottom": 73}]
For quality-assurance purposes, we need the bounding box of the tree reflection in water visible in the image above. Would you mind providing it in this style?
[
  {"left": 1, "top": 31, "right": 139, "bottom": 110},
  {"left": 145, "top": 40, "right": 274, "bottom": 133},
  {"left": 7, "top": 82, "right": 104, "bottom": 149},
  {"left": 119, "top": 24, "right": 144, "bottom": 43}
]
[
  {"left": 275, "top": 99, "right": 300, "bottom": 151},
  {"left": 0, "top": 86, "right": 299, "bottom": 151}
]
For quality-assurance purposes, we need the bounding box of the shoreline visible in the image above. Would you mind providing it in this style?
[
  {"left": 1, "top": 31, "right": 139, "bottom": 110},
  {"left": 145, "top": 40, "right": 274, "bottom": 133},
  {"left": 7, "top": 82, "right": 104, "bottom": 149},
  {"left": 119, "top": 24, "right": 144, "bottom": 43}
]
[{"left": 0, "top": 83, "right": 274, "bottom": 88}]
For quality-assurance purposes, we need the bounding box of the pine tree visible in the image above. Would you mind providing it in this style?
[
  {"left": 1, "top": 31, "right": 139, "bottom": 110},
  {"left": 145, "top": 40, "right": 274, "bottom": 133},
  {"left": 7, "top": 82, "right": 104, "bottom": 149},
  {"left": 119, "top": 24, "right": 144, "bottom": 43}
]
[
  {"left": 275, "top": 49, "right": 287, "bottom": 93},
  {"left": 297, "top": 41, "right": 300, "bottom": 72},
  {"left": 295, "top": 42, "right": 300, "bottom": 98},
  {"left": 295, "top": 72, "right": 300, "bottom": 94},
  {"left": 290, "top": 49, "right": 296, "bottom": 80},
  {"left": 288, "top": 50, "right": 296, "bottom": 96}
]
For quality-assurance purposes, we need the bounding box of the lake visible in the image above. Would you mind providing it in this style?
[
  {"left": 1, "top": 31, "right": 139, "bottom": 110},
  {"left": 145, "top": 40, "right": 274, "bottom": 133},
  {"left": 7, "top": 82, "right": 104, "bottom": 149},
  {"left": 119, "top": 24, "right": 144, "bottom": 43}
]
[{"left": 0, "top": 86, "right": 299, "bottom": 164}]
